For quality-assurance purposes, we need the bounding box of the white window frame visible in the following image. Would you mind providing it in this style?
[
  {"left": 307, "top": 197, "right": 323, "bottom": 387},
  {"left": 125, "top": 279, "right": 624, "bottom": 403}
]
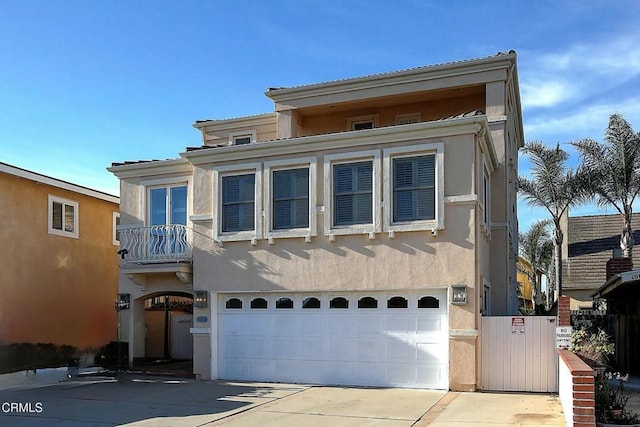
[
  {"left": 113, "top": 212, "right": 120, "bottom": 246},
  {"left": 213, "top": 162, "right": 262, "bottom": 242},
  {"left": 395, "top": 113, "right": 421, "bottom": 125},
  {"left": 48, "top": 195, "right": 79, "bottom": 239},
  {"left": 264, "top": 157, "right": 317, "bottom": 240},
  {"left": 383, "top": 143, "right": 444, "bottom": 233},
  {"left": 324, "top": 150, "right": 381, "bottom": 236},
  {"left": 146, "top": 183, "right": 189, "bottom": 226},
  {"left": 140, "top": 176, "right": 192, "bottom": 228},
  {"left": 347, "top": 114, "right": 378, "bottom": 131},
  {"left": 228, "top": 130, "right": 256, "bottom": 146}
]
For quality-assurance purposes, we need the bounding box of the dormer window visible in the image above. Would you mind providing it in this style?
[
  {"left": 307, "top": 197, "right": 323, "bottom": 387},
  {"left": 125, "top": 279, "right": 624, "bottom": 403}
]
[
  {"left": 228, "top": 130, "right": 256, "bottom": 146},
  {"left": 348, "top": 114, "right": 378, "bottom": 131}
]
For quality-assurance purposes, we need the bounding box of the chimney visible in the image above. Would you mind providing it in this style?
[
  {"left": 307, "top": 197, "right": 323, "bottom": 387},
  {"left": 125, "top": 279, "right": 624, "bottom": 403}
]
[{"left": 606, "top": 249, "right": 633, "bottom": 281}]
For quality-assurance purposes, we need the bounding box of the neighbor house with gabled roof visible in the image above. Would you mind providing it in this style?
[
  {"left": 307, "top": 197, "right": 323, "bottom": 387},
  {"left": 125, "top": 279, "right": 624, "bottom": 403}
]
[{"left": 0, "top": 162, "right": 119, "bottom": 351}]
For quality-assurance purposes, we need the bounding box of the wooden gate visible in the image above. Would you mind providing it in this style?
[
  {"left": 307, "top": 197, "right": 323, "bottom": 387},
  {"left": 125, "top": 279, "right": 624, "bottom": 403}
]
[{"left": 481, "top": 316, "right": 558, "bottom": 392}]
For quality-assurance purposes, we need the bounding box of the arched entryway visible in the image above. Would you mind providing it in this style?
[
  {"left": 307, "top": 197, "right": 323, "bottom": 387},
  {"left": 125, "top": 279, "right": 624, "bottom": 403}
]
[{"left": 141, "top": 291, "right": 193, "bottom": 366}]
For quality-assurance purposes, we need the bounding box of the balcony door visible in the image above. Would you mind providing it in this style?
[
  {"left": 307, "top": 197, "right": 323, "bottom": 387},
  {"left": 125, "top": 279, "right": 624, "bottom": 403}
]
[{"left": 149, "top": 185, "right": 187, "bottom": 257}]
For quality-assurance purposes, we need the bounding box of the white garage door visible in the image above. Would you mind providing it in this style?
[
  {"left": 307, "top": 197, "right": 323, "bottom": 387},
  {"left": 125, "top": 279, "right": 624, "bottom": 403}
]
[{"left": 217, "top": 291, "right": 448, "bottom": 389}]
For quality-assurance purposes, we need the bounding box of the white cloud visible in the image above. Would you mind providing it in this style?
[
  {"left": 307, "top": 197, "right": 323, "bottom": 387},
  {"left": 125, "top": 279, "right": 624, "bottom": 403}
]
[
  {"left": 519, "top": 34, "right": 640, "bottom": 109},
  {"left": 521, "top": 80, "right": 573, "bottom": 108},
  {"left": 524, "top": 97, "right": 640, "bottom": 142}
]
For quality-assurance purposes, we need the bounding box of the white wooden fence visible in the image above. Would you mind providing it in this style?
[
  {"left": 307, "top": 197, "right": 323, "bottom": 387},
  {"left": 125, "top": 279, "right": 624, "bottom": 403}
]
[{"left": 481, "top": 316, "right": 558, "bottom": 392}]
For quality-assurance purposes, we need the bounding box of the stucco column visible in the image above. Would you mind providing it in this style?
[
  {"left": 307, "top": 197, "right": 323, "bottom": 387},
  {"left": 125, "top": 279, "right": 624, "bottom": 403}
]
[
  {"left": 448, "top": 289, "right": 477, "bottom": 391},
  {"left": 192, "top": 291, "right": 214, "bottom": 380}
]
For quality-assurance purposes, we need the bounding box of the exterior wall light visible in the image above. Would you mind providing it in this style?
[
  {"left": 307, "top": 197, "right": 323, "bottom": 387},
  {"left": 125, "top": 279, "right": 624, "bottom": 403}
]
[
  {"left": 451, "top": 285, "right": 468, "bottom": 305},
  {"left": 115, "top": 293, "right": 131, "bottom": 311},
  {"left": 194, "top": 290, "right": 208, "bottom": 308}
]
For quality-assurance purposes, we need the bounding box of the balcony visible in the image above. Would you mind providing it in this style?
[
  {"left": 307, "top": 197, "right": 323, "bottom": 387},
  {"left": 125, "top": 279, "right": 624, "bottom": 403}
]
[{"left": 120, "top": 224, "right": 192, "bottom": 265}]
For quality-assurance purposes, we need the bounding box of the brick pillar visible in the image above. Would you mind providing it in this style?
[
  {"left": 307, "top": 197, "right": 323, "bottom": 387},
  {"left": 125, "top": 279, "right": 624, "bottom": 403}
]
[
  {"left": 606, "top": 257, "right": 633, "bottom": 281},
  {"left": 558, "top": 295, "right": 571, "bottom": 327}
]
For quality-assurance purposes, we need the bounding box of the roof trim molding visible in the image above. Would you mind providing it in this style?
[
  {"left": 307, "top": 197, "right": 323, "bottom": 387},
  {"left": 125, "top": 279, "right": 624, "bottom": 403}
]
[
  {"left": 192, "top": 112, "right": 277, "bottom": 130},
  {"left": 182, "top": 116, "right": 491, "bottom": 165},
  {"left": 107, "top": 158, "right": 192, "bottom": 179},
  {"left": 265, "top": 53, "right": 516, "bottom": 104},
  {"left": 0, "top": 162, "right": 119, "bottom": 204}
]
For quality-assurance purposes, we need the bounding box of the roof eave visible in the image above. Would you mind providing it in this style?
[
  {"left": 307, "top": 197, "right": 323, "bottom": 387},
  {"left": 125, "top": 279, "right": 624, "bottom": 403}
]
[{"left": 265, "top": 52, "right": 517, "bottom": 103}]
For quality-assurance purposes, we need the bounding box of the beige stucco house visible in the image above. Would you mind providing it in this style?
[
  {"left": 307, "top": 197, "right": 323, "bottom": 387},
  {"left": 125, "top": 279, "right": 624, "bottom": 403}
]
[
  {"left": 108, "top": 51, "right": 523, "bottom": 391},
  {"left": 0, "top": 162, "right": 119, "bottom": 350}
]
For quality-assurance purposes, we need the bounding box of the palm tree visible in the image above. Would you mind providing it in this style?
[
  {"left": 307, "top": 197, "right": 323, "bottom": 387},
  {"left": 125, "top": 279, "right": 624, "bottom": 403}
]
[
  {"left": 518, "top": 141, "right": 588, "bottom": 298},
  {"left": 519, "top": 220, "right": 553, "bottom": 312},
  {"left": 572, "top": 113, "right": 640, "bottom": 258}
]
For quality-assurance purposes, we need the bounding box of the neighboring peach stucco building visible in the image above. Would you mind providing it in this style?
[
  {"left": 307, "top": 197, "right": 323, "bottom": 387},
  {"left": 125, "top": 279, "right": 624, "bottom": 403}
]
[
  {"left": 0, "top": 163, "right": 119, "bottom": 350},
  {"left": 109, "top": 51, "right": 524, "bottom": 391},
  {"left": 516, "top": 257, "right": 535, "bottom": 311}
]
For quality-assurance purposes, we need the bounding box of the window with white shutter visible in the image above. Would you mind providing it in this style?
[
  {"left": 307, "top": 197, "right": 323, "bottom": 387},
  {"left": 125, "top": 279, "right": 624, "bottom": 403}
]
[
  {"left": 383, "top": 143, "right": 444, "bottom": 233},
  {"left": 264, "top": 157, "right": 317, "bottom": 240},
  {"left": 273, "top": 168, "right": 309, "bottom": 230},
  {"left": 393, "top": 155, "right": 435, "bottom": 222},
  {"left": 222, "top": 174, "right": 255, "bottom": 232},
  {"left": 333, "top": 161, "right": 373, "bottom": 226},
  {"left": 323, "top": 150, "right": 381, "bottom": 237}
]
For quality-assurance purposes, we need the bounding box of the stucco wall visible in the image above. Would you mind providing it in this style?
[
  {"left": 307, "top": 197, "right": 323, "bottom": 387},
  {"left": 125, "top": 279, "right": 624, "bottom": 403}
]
[
  {"left": 298, "top": 95, "right": 485, "bottom": 137},
  {"left": 0, "top": 172, "right": 119, "bottom": 350}
]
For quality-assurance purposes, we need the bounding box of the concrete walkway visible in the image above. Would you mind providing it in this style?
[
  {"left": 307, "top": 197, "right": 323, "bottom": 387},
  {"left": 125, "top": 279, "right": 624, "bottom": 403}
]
[{"left": 0, "top": 372, "right": 566, "bottom": 426}]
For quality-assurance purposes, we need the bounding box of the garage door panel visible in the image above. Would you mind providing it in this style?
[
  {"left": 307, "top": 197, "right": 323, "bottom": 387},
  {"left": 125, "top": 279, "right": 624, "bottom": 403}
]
[
  {"left": 328, "top": 337, "right": 357, "bottom": 360},
  {"left": 387, "top": 363, "right": 413, "bottom": 384},
  {"left": 416, "top": 342, "right": 445, "bottom": 360},
  {"left": 299, "top": 315, "right": 325, "bottom": 335},
  {"left": 386, "top": 316, "right": 411, "bottom": 334},
  {"left": 218, "top": 292, "right": 448, "bottom": 389},
  {"left": 356, "top": 338, "right": 384, "bottom": 361},
  {"left": 417, "top": 317, "right": 444, "bottom": 334},
  {"left": 387, "top": 338, "right": 414, "bottom": 360},
  {"left": 417, "top": 364, "right": 446, "bottom": 385},
  {"left": 357, "top": 316, "right": 382, "bottom": 335},
  {"left": 273, "top": 336, "right": 298, "bottom": 359}
]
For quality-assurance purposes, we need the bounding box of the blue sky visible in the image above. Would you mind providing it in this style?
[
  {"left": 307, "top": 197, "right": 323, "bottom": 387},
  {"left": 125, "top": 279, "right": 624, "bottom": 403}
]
[{"left": 1, "top": 1, "right": 639, "bottom": 233}]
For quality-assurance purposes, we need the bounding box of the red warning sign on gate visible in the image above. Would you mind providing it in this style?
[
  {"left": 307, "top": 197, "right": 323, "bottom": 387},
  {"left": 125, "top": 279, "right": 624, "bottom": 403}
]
[{"left": 511, "top": 317, "right": 525, "bottom": 334}]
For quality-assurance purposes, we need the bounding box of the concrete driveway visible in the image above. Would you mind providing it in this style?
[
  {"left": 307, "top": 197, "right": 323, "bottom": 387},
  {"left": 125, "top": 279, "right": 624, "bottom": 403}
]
[{"left": 0, "top": 373, "right": 566, "bottom": 426}]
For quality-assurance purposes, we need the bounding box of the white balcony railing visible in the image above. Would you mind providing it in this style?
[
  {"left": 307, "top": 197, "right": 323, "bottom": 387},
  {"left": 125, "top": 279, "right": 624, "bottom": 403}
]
[{"left": 119, "top": 224, "right": 192, "bottom": 264}]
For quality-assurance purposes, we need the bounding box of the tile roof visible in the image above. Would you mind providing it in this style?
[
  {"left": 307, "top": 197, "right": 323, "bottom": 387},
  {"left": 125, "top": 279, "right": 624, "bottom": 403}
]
[
  {"left": 265, "top": 51, "right": 516, "bottom": 93},
  {"left": 563, "top": 213, "right": 640, "bottom": 290},
  {"left": 110, "top": 160, "right": 169, "bottom": 167}
]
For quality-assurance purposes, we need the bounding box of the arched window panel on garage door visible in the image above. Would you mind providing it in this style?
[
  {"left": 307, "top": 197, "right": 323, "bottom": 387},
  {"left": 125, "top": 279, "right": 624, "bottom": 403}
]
[
  {"left": 329, "top": 297, "right": 349, "bottom": 309},
  {"left": 358, "top": 296, "right": 378, "bottom": 308},
  {"left": 387, "top": 296, "right": 408, "bottom": 308},
  {"left": 276, "top": 297, "right": 294, "bottom": 309},
  {"left": 418, "top": 296, "right": 440, "bottom": 308},
  {"left": 250, "top": 298, "right": 268, "bottom": 309},
  {"left": 302, "top": 297, "right": 321, "bottom": 309},
  {"left": 226, "top": 298, "right": 243, "bottom": 309}
]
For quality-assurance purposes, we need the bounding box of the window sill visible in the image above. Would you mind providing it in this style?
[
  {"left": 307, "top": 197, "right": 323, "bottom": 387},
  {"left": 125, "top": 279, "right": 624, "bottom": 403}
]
[
  {"left": 265, "top": 228, "right": 316, "bottom": 240},
  {"left": 325, "top": 224, "right": 380, "bottom": 237},
  {"left": 217, "top": 231, "right": 260, "bottom": 243},
  {"left": 385, "top": 219, "right": 441, "bottom": 233},
  {"left": 48, "top": 229, "right": 79, "bottom": 239}
]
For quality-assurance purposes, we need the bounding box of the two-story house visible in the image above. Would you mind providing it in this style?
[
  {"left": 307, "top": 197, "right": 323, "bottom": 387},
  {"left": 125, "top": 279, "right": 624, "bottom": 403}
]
[
  {"left": 109, "top": 51, "right": 523, "bottom": 391},
  {"left": 0, "top": 162, "right": 119, "bottom": 351}
]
